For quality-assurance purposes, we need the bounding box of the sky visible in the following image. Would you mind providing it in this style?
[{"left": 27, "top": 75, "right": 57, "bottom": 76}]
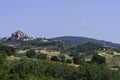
[{"left": 0, "top": 0, "right": 120, "bottom": 43}]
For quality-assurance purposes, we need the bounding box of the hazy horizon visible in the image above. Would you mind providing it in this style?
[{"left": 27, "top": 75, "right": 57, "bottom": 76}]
[{"left": 0, "top": 0, "right": 120, "bottom": 43}]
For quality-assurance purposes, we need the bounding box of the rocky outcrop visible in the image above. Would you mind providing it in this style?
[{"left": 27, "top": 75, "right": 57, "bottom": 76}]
[{"left": 8, "top": 30, "right": 35, "bottom": 41}]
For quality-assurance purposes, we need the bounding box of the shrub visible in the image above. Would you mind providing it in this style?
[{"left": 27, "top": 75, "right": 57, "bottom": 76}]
[
  {"left": 91, "top": 55, "right": 106, "bottom": 64},
  {"left": 51, "top": 56, "right": 59, "bottom": 61},
  {"left": 66, "top": 59, "right": 72, "bottom": 64},
  {"left": 26, "top": 49, "right": 36, "bottom": 58},
  {"left": 37, "top": 53, "right": 47, "bottom": 60}
]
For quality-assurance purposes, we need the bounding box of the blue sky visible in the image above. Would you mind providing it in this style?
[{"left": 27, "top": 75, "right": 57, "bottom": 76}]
[{"left": 0, "top": 0, "right": 120, "bottom": 43}]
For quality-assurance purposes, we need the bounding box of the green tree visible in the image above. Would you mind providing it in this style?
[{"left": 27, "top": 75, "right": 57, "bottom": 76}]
[
  {"left": 59, "top": 55, "right": 66, "bottom": 62},
  {"left": 91, "top": 55, "right": 106, "bottom": 64},
  {"left": 51, "top": 56, "right": 59, "bottom": 61},
  {"left": 77, "top": 42, "right": 104, "bottom": 52},
  {"left": 73, "top": 55, "right": 81, "bottom": 64},
  {"left": 37, "top": 53, "right": 47, "bottom": 60},
  {"left": 0, "top": 52, "right": 9, "bottom": 80},
  {"left": 66, "top": 59, "right": 72, "bottom": 64},
  {"left": 0, "top": 45, "right": 15, "bottom": 56},
  {"left": 26, "top": 49, "right": 36, "bottom": 58}
]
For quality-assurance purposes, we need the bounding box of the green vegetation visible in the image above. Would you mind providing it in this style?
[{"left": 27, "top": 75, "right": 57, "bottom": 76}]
[
  {"left": 0, "top": 38, "right": 120, "bottom": 80},
  {"left": 37, "top": 53, "right": 47, "bottom": 60},
  {"left": 0, "top": 52, "right": 9, "bottom": 80},
  {"left": 59, "top": 55, "right": 66, "bottom": 62},
  {"left": 26, "top": 49, "right": 36, "bottom": 58},
  {"left": 76, "top": 42, "right": 104, "bottom": 52},
  {"left": 0, "top": 45, "right": 15, "bottom": 56},
  {"left": 91, "top": 54, "right": 106, "bottom": 64},
  {"left": 66, "top": 59, "right": 72, "bottom": 64},
  {"left": 0, "top": 57, "right": 119, "bottom": 80},
  {"left": 51, "top": 56, "right": 60, "bottom": 61},
  {"left": 73, "top": 54, "right": 82, "bottom": 64}
]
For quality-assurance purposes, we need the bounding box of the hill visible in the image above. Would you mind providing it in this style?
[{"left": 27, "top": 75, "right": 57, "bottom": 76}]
[
  {"left": 0, "top": 30, "right": 35, "bottom": 42},
  {"left": 50, "top": 36, "right": 120, "bottom": 48},
  {"left": 1, "top": 31, "right": 120, "bottom": 49},
  {"left": 0, "top": 31, "right": 120, "bottom": 80}
]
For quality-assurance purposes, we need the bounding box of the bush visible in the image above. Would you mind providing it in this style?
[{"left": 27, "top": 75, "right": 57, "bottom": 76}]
[
  {"left": 26, "top": 49, "right": 36, "bottom": 58},
  {"left": 66, "top": 59, "right": 72, "bottom": 64},
  {"left": 73, "top": 55, "right": 81, "bottom": 64},
  {"left": 0, "top": 45, "right": 15, "bottom": 56},
  {"left": 51, "top": 56, "right": 59, "bottom": 61},
  {"left": 0, "top": 52, "right": 9, "bottom": 80},
  {"left": 37, "top": 53, "right": 47, "bottom": 60},
  {"left": 91, "top": 55, "right": 106, "bottom": 64},
  {"left": 59, "top": 55, "right": 66, "bottom": 62}
]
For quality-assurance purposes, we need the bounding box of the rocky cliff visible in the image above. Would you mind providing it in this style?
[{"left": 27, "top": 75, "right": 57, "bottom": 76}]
[{"left": 8, "top": 30, "right": 34, "bottom": 41}]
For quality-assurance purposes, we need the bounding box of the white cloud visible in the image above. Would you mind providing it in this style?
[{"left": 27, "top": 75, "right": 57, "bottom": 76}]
[{"left": 80, "top": 22, "right": 95, "bottom": 27}]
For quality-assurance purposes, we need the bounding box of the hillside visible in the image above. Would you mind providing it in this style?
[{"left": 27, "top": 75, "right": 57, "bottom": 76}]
[
  {"left": 1, "top": 31, "right": 120, "bottom": 49},
  {"left": 51, "top": 36, "right": 120, "bottom": 48},
  {"left": 0, "top": 31, "right": 120, "bottom": 79}
]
